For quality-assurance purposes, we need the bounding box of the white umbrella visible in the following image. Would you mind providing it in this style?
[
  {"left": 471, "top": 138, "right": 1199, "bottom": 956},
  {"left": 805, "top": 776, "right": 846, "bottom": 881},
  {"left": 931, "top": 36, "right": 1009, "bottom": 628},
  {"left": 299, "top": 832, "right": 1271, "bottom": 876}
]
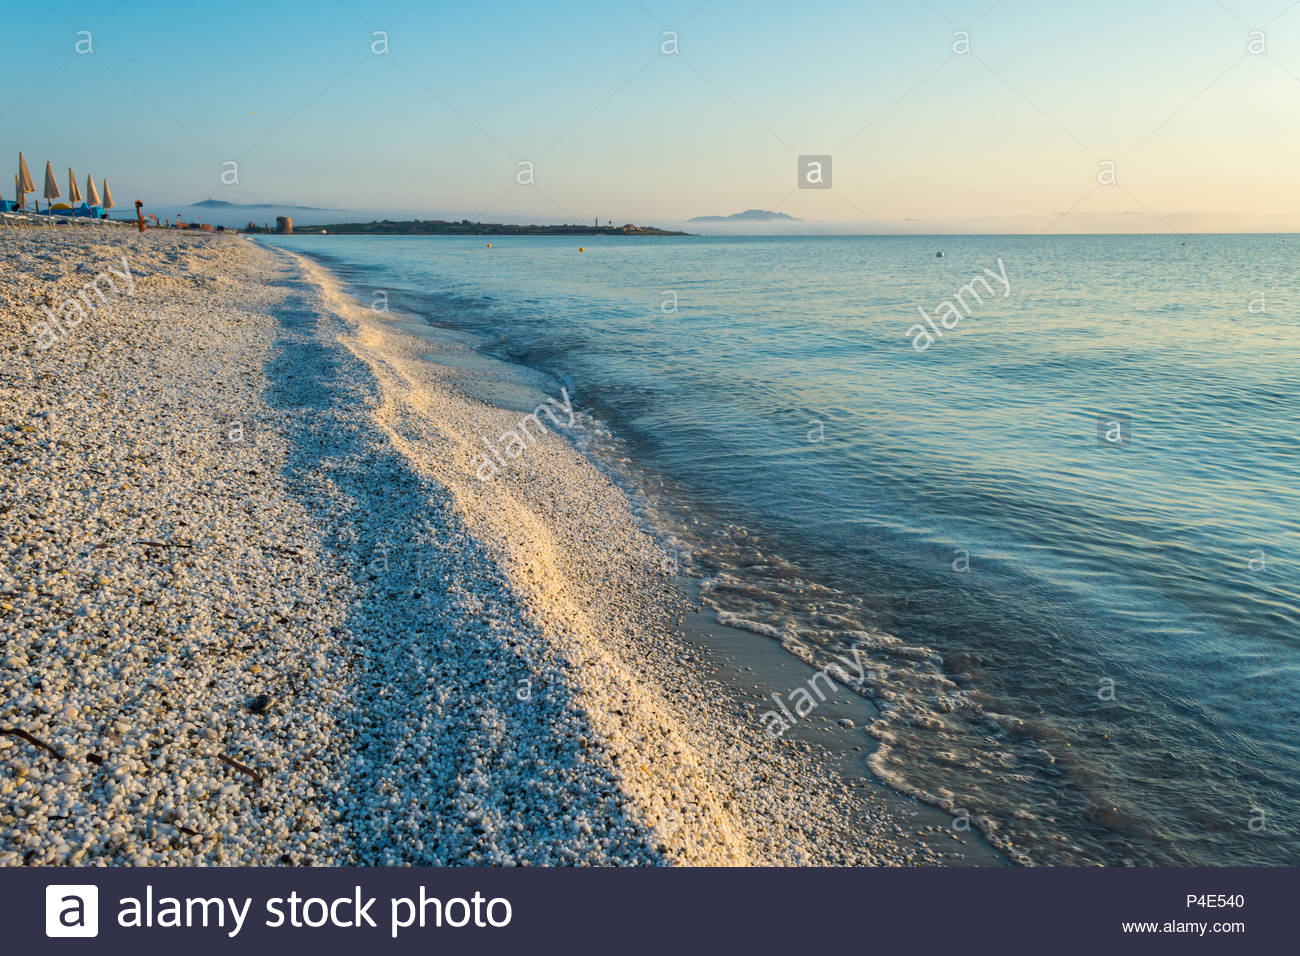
[
  {"left": 43, "top": 162, "right": 60, "bottom": 205},
  {"left": 102, "top": 179, "right": 115, "bottom": 210},
  {"left": 67, "top": 167, "right": 83, "bottom": 205},
  {"left": 17, "top": 153, "right": 34, "bottom": 209},
  {"left": 86, "top": 174, "right": 101, "bottom": 207},
  {"left": 17, "top": 153, "right": 34, "bottom": 193}
]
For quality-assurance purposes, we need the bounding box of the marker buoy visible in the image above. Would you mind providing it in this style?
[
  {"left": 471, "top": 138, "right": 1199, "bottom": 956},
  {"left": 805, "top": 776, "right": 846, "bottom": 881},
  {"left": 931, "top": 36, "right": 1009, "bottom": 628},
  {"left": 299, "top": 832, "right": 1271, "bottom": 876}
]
[
  {"left": 936, "top": 251, "right": 944, "bottom": 257},
  {"left": 579, "top": 247, "right": 585, "bottom": 252},
  {"left": 487, "top": 243, "right": 492, "bottom": 247}
]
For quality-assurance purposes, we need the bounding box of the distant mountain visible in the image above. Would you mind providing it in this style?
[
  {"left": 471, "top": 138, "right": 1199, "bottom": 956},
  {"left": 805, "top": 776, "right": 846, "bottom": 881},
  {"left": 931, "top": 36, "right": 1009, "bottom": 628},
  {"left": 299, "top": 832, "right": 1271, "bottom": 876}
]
[
  {"left": 190, "top": 199, "right": 333, "bottom": 211},
  {"left": 688, "top": 208, "right": 801, "bottom": 222}
]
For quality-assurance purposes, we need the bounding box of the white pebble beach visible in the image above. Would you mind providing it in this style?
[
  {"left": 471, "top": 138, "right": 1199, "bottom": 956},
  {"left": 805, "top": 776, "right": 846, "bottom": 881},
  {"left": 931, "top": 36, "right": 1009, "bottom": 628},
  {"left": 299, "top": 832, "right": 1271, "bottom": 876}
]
[{"left": 1, "top": 227, "right": 936, "bottom": 866}]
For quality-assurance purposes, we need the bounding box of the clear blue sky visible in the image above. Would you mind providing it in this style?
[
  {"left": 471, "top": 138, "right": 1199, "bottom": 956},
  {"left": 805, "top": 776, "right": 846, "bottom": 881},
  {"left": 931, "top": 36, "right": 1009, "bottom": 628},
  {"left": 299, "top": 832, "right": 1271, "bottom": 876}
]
[{"left": 4, "top": 0, "right": 1300, "bottom": 231}]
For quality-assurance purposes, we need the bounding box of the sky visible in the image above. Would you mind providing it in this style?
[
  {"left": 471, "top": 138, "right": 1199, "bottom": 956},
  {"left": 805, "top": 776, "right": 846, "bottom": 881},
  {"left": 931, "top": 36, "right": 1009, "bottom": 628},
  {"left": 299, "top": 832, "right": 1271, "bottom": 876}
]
[{"left": 4, "top": 0, "right": 1300, "bottom": 232}]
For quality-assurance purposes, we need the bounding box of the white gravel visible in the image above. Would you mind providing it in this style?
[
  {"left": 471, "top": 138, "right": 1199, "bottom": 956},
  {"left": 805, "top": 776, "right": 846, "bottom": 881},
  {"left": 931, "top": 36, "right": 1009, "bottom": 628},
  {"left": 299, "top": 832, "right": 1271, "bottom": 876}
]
[{"left": 1, "top": 227, "right": 898, "bottom": 866}]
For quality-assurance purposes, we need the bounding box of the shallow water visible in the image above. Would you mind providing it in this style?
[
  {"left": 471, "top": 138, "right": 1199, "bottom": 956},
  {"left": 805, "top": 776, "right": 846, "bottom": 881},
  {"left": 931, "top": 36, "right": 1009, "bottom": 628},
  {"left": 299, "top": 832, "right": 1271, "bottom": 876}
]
[{"left": 261, "top": 233, "right": 1300, "bottom": 866}]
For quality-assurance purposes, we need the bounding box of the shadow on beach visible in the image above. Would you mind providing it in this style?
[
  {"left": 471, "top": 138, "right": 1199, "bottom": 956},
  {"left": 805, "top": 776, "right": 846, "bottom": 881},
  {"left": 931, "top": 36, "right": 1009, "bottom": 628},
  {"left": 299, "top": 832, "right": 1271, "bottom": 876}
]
[{"left": 262, "top": 293, "right": 664, "bottom": 865}]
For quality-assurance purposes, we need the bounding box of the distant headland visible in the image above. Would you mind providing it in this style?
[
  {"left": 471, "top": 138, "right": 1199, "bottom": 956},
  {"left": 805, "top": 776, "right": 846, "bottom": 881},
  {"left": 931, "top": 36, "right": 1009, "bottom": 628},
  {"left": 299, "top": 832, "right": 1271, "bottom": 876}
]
[{"left": 242, "top": 219, "right": 689, "bottom": 236}]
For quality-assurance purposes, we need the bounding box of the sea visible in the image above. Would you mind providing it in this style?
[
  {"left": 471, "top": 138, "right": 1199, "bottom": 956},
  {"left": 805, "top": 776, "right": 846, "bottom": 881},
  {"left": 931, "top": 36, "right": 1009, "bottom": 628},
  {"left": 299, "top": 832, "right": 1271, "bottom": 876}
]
[{"left": 259, "top": 233, "right": 1300, "bottom": 866}]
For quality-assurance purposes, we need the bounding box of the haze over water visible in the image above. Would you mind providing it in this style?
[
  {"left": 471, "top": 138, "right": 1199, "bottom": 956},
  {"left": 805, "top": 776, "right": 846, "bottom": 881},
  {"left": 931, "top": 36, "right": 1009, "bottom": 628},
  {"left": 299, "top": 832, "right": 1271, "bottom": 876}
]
[{"left": 264, "top": 233, "right": 1300, "bottom": 866}]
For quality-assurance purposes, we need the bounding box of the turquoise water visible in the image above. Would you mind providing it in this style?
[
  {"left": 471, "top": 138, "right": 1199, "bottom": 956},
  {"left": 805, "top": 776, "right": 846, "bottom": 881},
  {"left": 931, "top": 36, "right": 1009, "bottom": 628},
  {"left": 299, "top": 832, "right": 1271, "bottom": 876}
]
[{"left": 262, "top": 233, "right": 1300, "bottom": 866}]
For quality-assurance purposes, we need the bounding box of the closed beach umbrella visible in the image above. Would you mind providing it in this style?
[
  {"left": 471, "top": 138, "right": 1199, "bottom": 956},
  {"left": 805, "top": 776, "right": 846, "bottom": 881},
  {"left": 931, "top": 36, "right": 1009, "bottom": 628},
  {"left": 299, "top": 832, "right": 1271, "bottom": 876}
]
[
  {"left": 86, "top": 174, "right": 101, "bottom": 207},
  {"left": 17, "top": 154, "right": 34, "bottom": 209},
  {"left": 17, "top": 153, "right": 35, "bottom": 194},
  {"left": 102, "top": 179, "right": 115, "bottom": 210},
  {"left": 43, "top": 162, "right": 60, "bottom": 203},
  {"left": 67, "top": 167, "right": 83, "bottom": 204}
]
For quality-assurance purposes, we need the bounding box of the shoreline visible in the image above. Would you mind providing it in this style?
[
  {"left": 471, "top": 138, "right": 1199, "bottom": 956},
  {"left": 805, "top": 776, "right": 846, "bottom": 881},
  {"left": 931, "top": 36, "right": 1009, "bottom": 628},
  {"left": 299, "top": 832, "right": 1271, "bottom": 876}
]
[
  {"left": 2, "top": 228, "right": 998, "bottom": 865},
  {"left": 276, "top": 238, "right": 1005, "bottom": 867}
]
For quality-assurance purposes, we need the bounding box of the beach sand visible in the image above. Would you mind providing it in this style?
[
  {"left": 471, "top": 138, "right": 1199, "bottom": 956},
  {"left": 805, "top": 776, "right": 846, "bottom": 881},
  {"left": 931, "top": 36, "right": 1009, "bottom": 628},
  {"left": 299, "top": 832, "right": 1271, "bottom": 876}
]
[{"left": 0, "top": 228, "right": 997, "bottom": 866}]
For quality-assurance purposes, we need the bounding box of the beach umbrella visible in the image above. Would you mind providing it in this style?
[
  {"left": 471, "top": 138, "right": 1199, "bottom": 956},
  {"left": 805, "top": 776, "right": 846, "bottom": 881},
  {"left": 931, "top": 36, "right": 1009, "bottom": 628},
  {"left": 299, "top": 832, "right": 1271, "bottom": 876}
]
[
  {"left": 102, "top": 179, "right": 114, "bottom": 210},
  {"left": 17, "top": 153, "right": 34, "bottom": 209},
  {"left": 17, "top": 153, "right": 34, "bottom": 193},
  {"left": 86, "top": 174, "right": 101, "bottom": 207},
  {"left": 43, "top": 162, "right": 60, "bottom": 206},
  {"left": 67, "top": 168, "right": 83, "bottom": 205}
]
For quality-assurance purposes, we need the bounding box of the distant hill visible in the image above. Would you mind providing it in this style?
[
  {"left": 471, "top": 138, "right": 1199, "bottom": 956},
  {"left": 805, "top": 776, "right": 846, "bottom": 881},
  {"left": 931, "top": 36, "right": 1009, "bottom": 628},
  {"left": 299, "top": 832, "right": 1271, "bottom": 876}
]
[
  {"left": 688, "top": 208, "right": 801, "bottom": 223},
  {"left": 191, "top": 199, "right": 333, "bottom": 211}
]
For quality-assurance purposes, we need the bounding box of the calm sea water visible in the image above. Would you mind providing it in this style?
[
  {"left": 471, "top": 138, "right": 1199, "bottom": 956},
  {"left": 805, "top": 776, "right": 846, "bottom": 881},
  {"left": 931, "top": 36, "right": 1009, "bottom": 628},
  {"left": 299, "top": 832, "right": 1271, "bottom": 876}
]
[{"left": 262, "top": 233, "right": 1300, "bottom": 866}]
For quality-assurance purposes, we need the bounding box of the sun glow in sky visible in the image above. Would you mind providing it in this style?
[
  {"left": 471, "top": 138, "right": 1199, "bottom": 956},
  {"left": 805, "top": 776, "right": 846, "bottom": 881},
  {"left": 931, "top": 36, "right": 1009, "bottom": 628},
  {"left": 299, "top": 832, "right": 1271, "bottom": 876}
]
[{"left": 5, "top": 0, "right": 1300, "bottom": 232}]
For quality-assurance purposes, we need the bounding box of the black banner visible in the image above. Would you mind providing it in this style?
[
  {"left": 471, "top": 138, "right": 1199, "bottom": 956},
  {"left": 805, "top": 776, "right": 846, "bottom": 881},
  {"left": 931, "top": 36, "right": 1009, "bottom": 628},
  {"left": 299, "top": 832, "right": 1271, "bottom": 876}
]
[{"left": 5, "top": 866, "right": 1290, "bottom": 954}]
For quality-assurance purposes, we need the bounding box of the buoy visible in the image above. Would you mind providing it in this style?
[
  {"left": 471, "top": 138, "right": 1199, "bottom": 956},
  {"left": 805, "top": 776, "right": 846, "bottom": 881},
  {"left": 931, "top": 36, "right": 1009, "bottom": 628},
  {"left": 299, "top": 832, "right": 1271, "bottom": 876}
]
[
  {"left": 579, "top": 247, "right": 585, "bottom": 252},
  {"left": 487, "top": 243, "right": 492, "bottom": 247},
  {"left": 936, "top": 251, "right": 944, "bottom": 257}
]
